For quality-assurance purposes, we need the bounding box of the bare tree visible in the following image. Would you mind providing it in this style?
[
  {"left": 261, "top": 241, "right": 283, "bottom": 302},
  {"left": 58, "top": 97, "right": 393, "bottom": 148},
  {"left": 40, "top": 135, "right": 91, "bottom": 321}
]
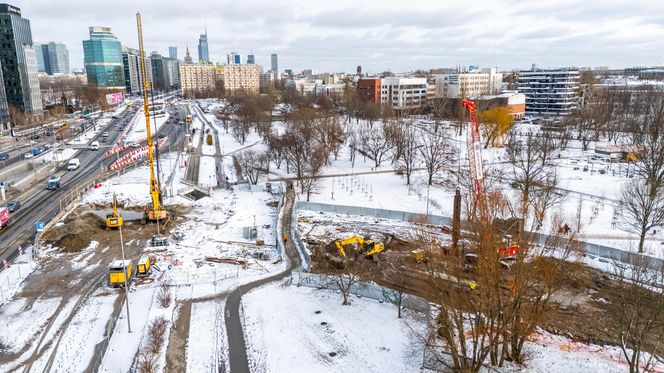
[
  {"left": 619, "top": 178, "right": 664, "bottom": 253},
  {"left": 397, "top": 125, "right": 420, "bottom": 185},
  {"left": 237, "top": 149, "right": 267, "bottom": 185},
  {"left": 360, "top": 123, "right": 394, "bottom": 168},
  {"left": 231, "top": 120, "right": 251, "bottom": 144},
  {"left": 420, "top": 133, "right": 449, "bottom": 186},
  {"left": 300, "top": 146, "right": 329, "bottom": 201},
  {"left": 612, "top": 257, "right": 664, "bottom": 373}
]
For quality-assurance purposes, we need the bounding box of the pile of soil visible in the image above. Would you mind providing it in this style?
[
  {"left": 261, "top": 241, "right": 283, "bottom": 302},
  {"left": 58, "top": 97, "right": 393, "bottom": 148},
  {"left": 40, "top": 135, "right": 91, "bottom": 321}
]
[{"left": 42, "top": 212, "right": 105, "bottom": 252}]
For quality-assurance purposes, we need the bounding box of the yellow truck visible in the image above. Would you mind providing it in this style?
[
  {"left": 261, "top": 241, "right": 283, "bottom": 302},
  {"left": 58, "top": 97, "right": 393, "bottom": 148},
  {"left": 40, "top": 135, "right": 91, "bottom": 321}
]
[
  {"left": 136, "top": 256, "right": 152, "bottom": 277},
  {"left": 109, "top": 259, "right": 133, "bottom": 288}
]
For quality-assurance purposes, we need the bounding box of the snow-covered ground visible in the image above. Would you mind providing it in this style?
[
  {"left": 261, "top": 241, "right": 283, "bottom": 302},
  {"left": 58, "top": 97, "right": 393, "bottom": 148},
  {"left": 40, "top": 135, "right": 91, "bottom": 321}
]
[
  {"left": 83, "top": 151, "right": 190, "bottom": 208},
  {"left": 242, "top": 282, "right": 641, "bottom": 373},
  {"left": 125, "top": 111, "right": 170, "bottom": 144},
  {"left": 242, "top": 282, "right": 424, "bottom": 373},
  {"left": 185, "top": 300, "right": 228, "bottom": 372}
]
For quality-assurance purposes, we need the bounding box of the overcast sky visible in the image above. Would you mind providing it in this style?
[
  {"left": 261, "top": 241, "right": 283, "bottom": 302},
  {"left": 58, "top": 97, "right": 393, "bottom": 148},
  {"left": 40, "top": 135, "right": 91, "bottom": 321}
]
[{"left": 14, "top": 0, "right": 664, "bottom": 74}]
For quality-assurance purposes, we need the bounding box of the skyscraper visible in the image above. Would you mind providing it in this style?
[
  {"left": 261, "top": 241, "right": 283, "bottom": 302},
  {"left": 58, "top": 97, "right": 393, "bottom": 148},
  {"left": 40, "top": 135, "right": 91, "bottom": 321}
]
[
  {"left": 270, "top": 53, "right": 278, "bottom": 77},
  {"left": 0, "top": 4, "right": 42, "bottom": 114},
  {"left": 198, "top": 28, "right": 209, "bottom": 63},
  {"left": 227, "top": 52, "right": 240, "bottom": 64},
  {"left": 83, "top": 26, "right": 125, "bottom": 89},
  {"left": 34, "top": 43, "right": 46, "bottom": 72},
  {"left": 151, "top": 51, "right": 165, "bottom": 91},
  {"left": 169, "top": 46, "right": 177, "bottom": 60},
  {"left": 247, "top": 54, "right": 255, "bottom": 64},
  {"left": 184, "top": 45, "right": 193, "bottom": 64},
  {"left": 38, "top": 42, "right": 69, "bottom": 75},
  {"left": 121, "top": 46, "right": 152, "bottom": 95}
]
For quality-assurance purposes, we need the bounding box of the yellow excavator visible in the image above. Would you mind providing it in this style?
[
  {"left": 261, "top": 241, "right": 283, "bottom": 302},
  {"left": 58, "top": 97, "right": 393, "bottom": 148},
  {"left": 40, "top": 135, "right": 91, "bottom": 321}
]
[
  {"left": 334, "top": 236, "right": 385, "bottom": 258},
  {"left": 137, "top": 13, "right": 167, "bottom": 223},
  {"left": 105, "top": 193, "right": 123, "bottom": 229}
]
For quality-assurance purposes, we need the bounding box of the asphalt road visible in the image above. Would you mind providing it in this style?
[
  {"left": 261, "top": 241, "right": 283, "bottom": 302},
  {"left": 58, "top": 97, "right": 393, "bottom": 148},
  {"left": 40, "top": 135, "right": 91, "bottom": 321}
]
[{"left": 0, "top": 106, "right": 183, "bottom": 269}]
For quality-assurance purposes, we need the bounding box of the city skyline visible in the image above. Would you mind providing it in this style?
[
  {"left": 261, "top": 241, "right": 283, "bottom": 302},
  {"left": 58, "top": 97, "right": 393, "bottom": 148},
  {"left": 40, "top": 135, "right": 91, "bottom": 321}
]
[{"left": 11, "top": 0, "right": 664, "bottom": 73}]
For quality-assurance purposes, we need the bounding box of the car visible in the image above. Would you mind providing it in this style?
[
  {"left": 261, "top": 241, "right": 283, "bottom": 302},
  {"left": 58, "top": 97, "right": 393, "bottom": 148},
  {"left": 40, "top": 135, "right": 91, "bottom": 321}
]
[
  {"left": 0, "top": 153, "right": 9, "bottom": 161},
  {"left": 47, "top": 176, "right": 61, "bottom": 190},
  {"left": 46, "top": 130, "right": 54, "bottom": 136},
  {"left": 90, "top": 141, "right": 100, "bottom": 150},
  {"left": 28, "top": 134, "right": 40, "bottom": 140},
  {"left": 6, "top": 200, "right": 20, "bottom": 212},
  {"left": 44, "top": 143, "right": 54, "bottom": 149},
  {"left": 23, "top": 152, "right": 34, "bottom": 159},
  {"left": 67, "top": 158, "right": 81, "bottom": 170},
  {"left": 101, "top": 137, "right": 108, "bottom": 143},
  {"left": 131, "top": 142, "right": 140, "bottom": 148},
  {"left": 102, "top": 131, "right": 109, "bottom": 137}
]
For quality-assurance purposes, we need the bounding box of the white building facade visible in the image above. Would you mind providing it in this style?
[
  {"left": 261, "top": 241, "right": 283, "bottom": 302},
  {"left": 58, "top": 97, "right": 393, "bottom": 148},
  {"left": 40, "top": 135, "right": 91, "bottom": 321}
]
[{"left": 380, "top": 77, "right": 428, "bottom": 111}]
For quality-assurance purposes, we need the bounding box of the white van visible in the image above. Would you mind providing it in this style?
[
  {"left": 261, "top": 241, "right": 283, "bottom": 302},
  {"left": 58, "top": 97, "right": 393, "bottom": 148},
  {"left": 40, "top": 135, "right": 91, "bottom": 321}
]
[
  {"left": 67, "top": 158, "right": 80, "bottom": 170},
  {"left": 90, "top": 141, "right": 100, "bottom": 150}
]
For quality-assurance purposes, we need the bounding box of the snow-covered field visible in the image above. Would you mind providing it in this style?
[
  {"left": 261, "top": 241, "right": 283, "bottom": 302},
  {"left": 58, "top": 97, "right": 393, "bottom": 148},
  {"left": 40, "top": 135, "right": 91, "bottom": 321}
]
[{"left": 242, "top": 282, "right": 424, "bottom": 373}]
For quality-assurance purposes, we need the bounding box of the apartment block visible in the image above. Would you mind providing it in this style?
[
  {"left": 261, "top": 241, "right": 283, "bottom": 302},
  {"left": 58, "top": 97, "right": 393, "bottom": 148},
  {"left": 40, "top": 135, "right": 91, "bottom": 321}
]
[
  {"left": 518, "top": 69, "right": 579, "bottom": 116},
  {"left": 223, "top": 64, "right": 260, "bottom": 94},
  {"left": 435, "top": 68, "right": 502, "bottom": 98},
  {"left": 380, "top": 77, "right": 428, "bottom": 111},
  {"left": 357, "top": 78, "right": 381, "bottom": 105},
  {"left": 179, "top": 63, "right": 216, "bottom": 95}
]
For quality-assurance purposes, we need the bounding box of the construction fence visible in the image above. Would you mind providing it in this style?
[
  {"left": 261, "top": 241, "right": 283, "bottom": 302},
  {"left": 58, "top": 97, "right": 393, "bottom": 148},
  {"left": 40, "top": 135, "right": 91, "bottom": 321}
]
[{"left": 294, "top": 201, "right": 664, "bottom": 271}]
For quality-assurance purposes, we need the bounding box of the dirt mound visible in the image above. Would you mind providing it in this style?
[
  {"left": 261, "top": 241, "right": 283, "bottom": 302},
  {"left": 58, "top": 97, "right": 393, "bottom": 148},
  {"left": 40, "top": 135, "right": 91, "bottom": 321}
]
[{"left": 42, "top": 211, "right": 105, "bottom": 252}]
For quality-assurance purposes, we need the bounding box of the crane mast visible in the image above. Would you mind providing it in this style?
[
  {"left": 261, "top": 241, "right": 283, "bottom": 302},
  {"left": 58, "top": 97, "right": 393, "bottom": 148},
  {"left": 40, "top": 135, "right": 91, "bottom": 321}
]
[
  {"left": 462, "top": 98, "right": 487, "bottom": 223},
  {"left": 136, "top": 12, "right": 166, "bottom": 221}
]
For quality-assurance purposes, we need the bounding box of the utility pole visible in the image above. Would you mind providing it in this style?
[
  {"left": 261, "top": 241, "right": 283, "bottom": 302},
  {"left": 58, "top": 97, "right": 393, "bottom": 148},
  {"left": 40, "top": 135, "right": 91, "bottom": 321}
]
[{"left": 119, "top": 223, "right": 132, "bottom": 333}]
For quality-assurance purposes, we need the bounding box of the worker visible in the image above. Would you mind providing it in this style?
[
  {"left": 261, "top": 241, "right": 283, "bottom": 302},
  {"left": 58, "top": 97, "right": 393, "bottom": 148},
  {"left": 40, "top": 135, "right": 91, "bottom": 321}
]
[
  {"left": 469, "top": 281, "right": 477, "bottom": 290},
  {"left": 283, "top": 234, "right": 288, "bottom": 243}
]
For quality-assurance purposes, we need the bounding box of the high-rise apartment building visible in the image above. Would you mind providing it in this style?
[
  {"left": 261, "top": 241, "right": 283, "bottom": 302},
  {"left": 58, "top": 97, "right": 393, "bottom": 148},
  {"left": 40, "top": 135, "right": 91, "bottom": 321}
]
[
  {"left": 169, "top": 46, "right": 177, "bottom": 60},
  {"left": 435, "top": 68, "right": 502, "bottom": 98},
  {"left": 179, "top": 63, "right": 216, "bottom": 95},
  {"left": 247, "top": 54, "right": 255, "bottom": 64},
  {"left": 122, "top": 46, "right": 152, "bottom": 95},
  {"left": 0, "top": 4, "right": 42, "bottom": 114},
  {"left": 270, "top": 53, "right": 278, "bottom": 76},
  {"left": 518, "top": 69, "right": 580, "bottom": 116},
  {"left": 198, "top": 29, "right": 209, "bottom": 63},
  {"left": 223, "top": 64, "right": 260, "bottom": 94},
  {"left": 163, "top": 58, "right": 180, "bottom": 89},
  {"left": 83, "top": 26, "right": 125, "bottom": 89},
  {"left": 36, "top": 42, "right": 69, "bottom": 75},
  {"left": 380, "top": 77, "right": 427, "bottom": 111}
]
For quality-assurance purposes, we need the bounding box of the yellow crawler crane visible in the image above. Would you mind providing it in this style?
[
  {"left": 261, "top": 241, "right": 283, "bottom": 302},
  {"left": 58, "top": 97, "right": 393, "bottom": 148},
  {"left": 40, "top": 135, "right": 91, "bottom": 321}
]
[
  {"left": 137, "top": 13, "right": 167, "bottom": 222},
  {"left": 105, "top": 193, "right": 123, "bottom": 229}
]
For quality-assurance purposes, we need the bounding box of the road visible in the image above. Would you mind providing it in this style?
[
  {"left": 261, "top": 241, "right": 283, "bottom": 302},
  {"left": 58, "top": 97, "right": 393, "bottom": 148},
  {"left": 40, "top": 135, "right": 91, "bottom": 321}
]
[
  {"left": 225, "top": 184, "right": 300, "bottom": 373},
  {"left": 0, "top": 106, "right": 183, "bottom": 271}
]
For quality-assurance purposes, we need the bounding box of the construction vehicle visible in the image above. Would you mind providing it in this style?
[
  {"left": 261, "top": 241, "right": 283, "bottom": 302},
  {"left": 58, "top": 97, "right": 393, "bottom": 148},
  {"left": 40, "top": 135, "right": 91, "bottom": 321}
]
[
  {"left": 105, "top": 193, "right": 123, "bottom": 230},
  {"left": 109, "top": 259, "right": 133, "bottom": 288},
  {"left": 334, "top": 236, "right": 385, "bottom": 258},
  {"left": 136, "top": 256, "right": 152, "bottom": 277},
  {"left": 136, "top": 13, "right": 167, "bottom": 222},
  {"left": 462, "top": 98, "right": 520, "bottom": 259},
  {"left": 409, "top": 249, "right": 427, "bottom": 264}
]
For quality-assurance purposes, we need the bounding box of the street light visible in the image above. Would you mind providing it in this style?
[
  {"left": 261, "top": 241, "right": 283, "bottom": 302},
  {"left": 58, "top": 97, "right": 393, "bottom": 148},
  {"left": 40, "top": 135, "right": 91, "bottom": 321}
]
[{"left": 118, "top": 222, "right": 132, "bottom": 333}]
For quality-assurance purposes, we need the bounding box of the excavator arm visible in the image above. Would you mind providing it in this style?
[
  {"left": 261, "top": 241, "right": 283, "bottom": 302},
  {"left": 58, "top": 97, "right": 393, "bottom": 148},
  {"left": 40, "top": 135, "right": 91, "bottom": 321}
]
[{"left": 334, "top": 236, "right": 385, "bottom": 258}]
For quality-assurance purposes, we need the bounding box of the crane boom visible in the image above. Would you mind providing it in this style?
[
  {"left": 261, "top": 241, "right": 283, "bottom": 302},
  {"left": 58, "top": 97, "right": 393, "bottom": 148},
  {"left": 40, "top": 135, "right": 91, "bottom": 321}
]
[
  {"left": 136, "top": 12, "right": 166, "bottom": 221},
  {"left": 462, "top": 98, "right": 487, "bottom": 223}
]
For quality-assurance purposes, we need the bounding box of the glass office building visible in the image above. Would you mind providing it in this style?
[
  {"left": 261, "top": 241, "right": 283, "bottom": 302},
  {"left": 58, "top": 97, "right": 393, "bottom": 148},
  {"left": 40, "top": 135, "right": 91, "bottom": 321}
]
[
  {"left": 83, "top": 26, "right": 125, "bottom": 89},
  {"left": 0, "top": 4, "right": 42, "bottom": 114}
]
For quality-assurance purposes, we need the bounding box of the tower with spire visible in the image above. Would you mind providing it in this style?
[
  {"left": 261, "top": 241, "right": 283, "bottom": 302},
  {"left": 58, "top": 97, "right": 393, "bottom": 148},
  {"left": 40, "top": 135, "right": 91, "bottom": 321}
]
[{"left": 184, "top": 44, "right": 193, "bottom": 64}]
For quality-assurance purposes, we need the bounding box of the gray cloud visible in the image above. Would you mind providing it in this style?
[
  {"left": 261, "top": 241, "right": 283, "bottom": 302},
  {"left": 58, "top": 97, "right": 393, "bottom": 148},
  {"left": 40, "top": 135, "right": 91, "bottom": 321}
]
[{"left": 12, "top": 0, "right": 664, "bottom": 74}]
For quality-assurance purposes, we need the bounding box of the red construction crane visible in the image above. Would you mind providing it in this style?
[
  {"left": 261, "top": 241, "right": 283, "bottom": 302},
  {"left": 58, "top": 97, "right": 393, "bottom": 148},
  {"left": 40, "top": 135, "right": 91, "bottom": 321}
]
[
  {"left": 463, "top": 98, "right": 519, "bottom": 258},
  {"left": 462, "top": 98, "right": 487, "bottom": 224}
]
